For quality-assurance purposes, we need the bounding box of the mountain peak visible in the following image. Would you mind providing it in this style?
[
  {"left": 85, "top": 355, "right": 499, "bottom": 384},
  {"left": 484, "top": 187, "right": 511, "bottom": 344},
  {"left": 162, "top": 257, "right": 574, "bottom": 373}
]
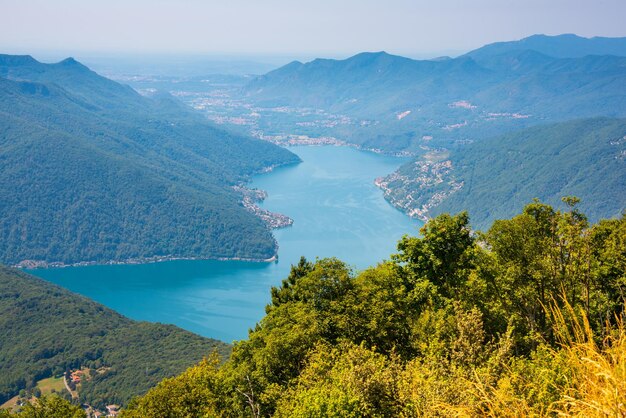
[
  {"left": 343, "top": 51, "right": 415, "bottom": 68},
  {"left": 59, "top": 57, "right": 79, "bottom": 65},
  {"left": 56, "top": 57, "right": 90, "bottom": 71},
  {"left": 349, "top": 51, "right": 392, "bottom": 60},
  {"left": 525, "top": 33, "right": 581, "bottom": 41},
  {"left": 0, "top": 54, "right": 39, "bottom": 67},
  {"left": 0, "top": 55, "right": 90, "bottom": 73},
  {"left": 284, "top": 59, "right": 304, "bottom": 68}
]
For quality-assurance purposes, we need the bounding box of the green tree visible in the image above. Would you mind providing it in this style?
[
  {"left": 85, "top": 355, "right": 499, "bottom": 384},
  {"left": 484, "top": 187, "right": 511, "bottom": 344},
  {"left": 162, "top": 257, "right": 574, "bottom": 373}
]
[
  {"left": 588, "top": 215, "right": 626, "bottom": 323},
  {"left": 395, "top": 212, "right": 475, "bottom": 301},
  {"left": 122, "top": 355, "right": 224, "bottom": 418},
  {"left": 274, "top": 343, "right": 401, "bottom": 418},
  {"left": 269, "top": 256, "right": 314, "bottom": 309},
  {"left": 7, "top": 395, "right": 85, "bottom": 418}
]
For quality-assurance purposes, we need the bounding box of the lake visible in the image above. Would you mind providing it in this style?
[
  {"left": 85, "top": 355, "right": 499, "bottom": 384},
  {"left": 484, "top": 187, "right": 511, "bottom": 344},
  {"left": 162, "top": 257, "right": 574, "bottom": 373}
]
[{"left": 30, "top": 146, "right": 420, "bottom": 342}]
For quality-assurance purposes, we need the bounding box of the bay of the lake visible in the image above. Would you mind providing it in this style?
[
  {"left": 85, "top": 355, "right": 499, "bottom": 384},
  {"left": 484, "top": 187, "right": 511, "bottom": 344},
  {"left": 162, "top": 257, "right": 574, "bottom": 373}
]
[{"left": 30, "top": 146, "right": 421, "bottom": 342}]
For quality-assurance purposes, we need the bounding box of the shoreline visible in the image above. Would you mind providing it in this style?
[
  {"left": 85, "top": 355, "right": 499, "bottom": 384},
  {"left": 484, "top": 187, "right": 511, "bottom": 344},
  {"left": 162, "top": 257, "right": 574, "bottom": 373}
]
[
  {"left": 15, "top": 160, "right": 298, "bottom": 271},
  {"left": 259, "top": 135, "right": 418, "bottom": 158},
  {"left": 16, "top": 145, "right": 410, "bottom": 271},
  {"left": 14, "top": 253, "right": 279, "bottom": 270}
]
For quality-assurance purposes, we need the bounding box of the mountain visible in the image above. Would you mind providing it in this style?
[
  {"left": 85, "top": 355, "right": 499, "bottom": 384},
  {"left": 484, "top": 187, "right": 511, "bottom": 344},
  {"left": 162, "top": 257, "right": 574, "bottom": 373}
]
[
  {"left": 0, "top": 55, "right": 300, "bottom": 266},
  {"left": 378, "top": 118, "right": 626, "bottom": 229},
  {"left": 238, "top": 34, "right": 626, "bottom": 225},
  {"left": 465, "top": 33, "right": 626, "bottom": 61},
  {"left": 242, "top": 36, "right": 626, "bottom": 153},
  {"left": 0, "top": 264, "right": 230, "bottom": 408},
  {"left": 245, "top": 51, "right": 490, "bottom": 115}
]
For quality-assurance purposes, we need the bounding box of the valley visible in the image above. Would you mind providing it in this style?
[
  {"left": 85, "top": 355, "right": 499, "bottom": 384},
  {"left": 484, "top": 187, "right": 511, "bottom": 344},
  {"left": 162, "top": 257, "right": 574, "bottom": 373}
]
[
  {"left": 111, "top": 34, "right": 626, "bottom": 229},
  {"left": 1, "top": 29, "right": 625, "bottom": 416}
]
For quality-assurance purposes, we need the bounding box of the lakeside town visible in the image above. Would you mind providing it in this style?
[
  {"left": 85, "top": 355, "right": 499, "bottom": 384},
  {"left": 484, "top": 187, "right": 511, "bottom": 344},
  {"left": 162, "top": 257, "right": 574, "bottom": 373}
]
[{"left": 234, "top": 185, "right": 294, "bottom": 229}]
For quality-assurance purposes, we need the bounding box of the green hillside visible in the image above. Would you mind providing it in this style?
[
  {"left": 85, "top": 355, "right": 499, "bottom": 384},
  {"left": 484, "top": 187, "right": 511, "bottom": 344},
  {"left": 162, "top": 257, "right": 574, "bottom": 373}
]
[
  {"left": 379, "top": 118, "right": 626, "bottom": 229},
  {"left": 0, "top": 55, "right": 300, "bottom": 265},
  {"left": 0, "top": 265, "right": 230, "bottom": 409}
]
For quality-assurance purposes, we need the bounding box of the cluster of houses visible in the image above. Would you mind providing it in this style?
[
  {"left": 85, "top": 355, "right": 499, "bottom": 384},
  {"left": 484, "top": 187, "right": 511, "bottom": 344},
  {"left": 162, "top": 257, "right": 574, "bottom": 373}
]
[
  {"left": 69, "top": 369, "right": 84, "bottom": 385},
  {"left": 65, "top": 369, "right": 120, "bottom": 417},
  {"left": 84, "top": 404, "right": 119, "bottom": 418}
]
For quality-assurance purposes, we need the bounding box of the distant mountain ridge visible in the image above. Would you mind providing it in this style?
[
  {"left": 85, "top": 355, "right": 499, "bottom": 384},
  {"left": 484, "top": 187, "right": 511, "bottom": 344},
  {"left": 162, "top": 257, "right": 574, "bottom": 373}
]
[
  {"left": 0, "top": 54, "right": 300, "bottom": 265},
  {"left": 243, "top": 34, "right": 626, "bottom": 153},
  {"left": 0, "top": 54, "right": 142, "bottom": 110},
  {"left": 246, "top": 51, "right": 490, "bottom": 110},
  {"left": 465, "top": 33, "right": 626, "bottom": 60}
]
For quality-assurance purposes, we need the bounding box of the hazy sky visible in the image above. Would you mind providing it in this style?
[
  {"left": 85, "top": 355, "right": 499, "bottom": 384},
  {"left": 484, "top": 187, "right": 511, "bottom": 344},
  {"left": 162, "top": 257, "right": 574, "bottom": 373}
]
[{"left": 1, "top": 0, "right": 626, "bottom": 58}]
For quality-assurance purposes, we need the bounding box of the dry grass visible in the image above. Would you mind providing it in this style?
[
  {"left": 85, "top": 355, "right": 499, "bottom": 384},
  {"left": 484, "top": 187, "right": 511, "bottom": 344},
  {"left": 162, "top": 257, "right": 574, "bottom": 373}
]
[
  {"left": 549, "top": 303, "right": 626, "bottom": 417},
  {"left": 442, "top": 302, "right": 626, "bottom": 418}
]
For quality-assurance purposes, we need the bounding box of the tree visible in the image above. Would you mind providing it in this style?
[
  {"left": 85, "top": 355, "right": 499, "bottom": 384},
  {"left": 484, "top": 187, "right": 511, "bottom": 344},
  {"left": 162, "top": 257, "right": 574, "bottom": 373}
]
[
  {"left": 8, "top": 395, "right": 85, "bottom": 418},
  {"left": 269, "top": 256, "right": 314, "bottom": 309},
  {"left": 395, "top": 212, "right": 475, "bottom": 301}
]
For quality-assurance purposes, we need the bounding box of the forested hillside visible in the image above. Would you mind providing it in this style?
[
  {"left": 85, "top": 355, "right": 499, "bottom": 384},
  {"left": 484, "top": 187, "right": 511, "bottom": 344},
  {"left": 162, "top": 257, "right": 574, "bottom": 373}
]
[
  {"left": 0, "top": 265, "right": 230, "bottom": 409},
  {"left": 0, "top": 55, "right": 299, "bottom": 266},
  {"left": 117, "top": 200, "right": 626, "bottom": 417},
  {"left": 379, "top": 118, "right": 626, "bottom": 228}
]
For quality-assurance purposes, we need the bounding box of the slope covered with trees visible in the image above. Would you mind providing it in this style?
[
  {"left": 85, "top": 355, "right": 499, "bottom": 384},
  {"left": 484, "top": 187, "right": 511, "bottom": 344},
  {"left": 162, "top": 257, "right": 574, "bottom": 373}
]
[
  {"left": 379, "top": 117, "right": 626, "bottom": 229},
  {"left": 0, "top": 265, "right": 230, "bottom": 409},
  {"left": 0, "top": 55, "right": 300, "bottom": 265},
  {"left": 121, "top": 199, "right": 626, "bottom": 417}
]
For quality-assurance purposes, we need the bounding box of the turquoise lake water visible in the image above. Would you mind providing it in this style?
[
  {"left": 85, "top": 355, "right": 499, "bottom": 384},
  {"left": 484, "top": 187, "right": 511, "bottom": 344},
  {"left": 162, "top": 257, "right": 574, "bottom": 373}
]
[{"left": 30, "top": 146, "right": 420, "bottom": 342}]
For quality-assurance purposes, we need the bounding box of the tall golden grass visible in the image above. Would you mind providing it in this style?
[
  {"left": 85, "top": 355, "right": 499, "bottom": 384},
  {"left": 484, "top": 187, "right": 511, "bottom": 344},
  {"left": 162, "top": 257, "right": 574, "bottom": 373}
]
[
  {"left": 469, "top": 302, "right": 626, "bottom": 418},
  {"left": 549, "top": 302, "right": 626, "bottom": 417}
]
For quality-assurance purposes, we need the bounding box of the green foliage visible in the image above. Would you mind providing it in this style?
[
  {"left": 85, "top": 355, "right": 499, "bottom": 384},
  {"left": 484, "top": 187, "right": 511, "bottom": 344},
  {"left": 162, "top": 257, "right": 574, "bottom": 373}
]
[
  {"left": 121, "top": 354, "right": 225, "bottom": 418},
  {"left": 396, "top": 211, "right": 474, "bottom": 299},
  {"left": 0, "top": 266, "right": 230, "bottom": 409},
  {"left": 269, "top": 256, "right": 314, "bottom": 309},
  {"left": 123, "top": 202, "right": 626, "bottom": 417},
  {"left": 0, "top": 395, "right": 86, "bottom": 418},
  {"left": 274, "top": 343, "right": 401, "bottom": 418}
]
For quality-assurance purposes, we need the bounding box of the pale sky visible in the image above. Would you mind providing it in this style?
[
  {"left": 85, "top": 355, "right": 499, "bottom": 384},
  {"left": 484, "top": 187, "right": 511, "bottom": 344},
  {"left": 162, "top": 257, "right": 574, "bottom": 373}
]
[{"left": 1, "top": 0, "right": 625, "bottom": 58}]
